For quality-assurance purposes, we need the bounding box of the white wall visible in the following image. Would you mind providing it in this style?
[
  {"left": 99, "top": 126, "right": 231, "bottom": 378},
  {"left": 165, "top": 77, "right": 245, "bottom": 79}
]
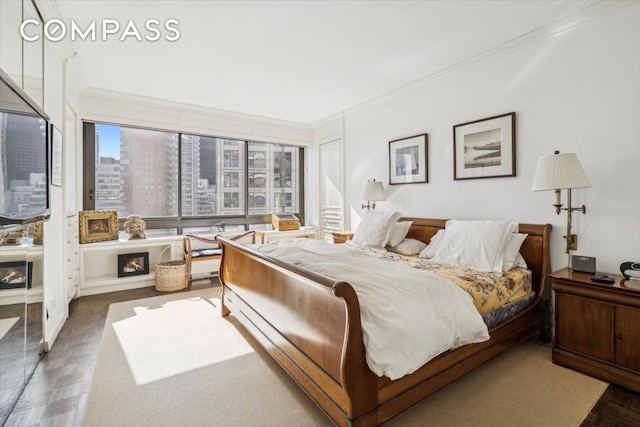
[
  {"left": 331, "top": 5, "right": 640, "bottom": 274},
  {"left": 40, "top": 40, "right": 83, "bottom": 349},
  {"left": 26, "top": 0, "right": 85, "bottom": 349}
]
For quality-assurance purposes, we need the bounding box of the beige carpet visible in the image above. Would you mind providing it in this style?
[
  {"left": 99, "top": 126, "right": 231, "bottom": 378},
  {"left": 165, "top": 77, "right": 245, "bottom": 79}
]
[{"left": 83, "top": 288, "right": 608, "bottom": 426}]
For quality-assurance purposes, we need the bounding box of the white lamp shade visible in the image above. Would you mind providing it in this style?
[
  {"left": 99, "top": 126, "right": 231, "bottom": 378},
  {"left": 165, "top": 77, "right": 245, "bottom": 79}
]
[
  {"left": 363, "top": 180, "right": 386, "bottom": 201},
  {"left": 531, "top": 152, "right": 591, "bottom": 191}
]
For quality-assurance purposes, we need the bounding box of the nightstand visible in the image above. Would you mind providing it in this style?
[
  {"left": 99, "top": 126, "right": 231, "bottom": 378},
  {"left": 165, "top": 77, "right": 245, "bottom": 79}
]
[
  {"left": 331, "top": 231, "right": 354, "bottom": 244},
  {"left": 551, "top": 268, "right": 640, "bottom": 392}
]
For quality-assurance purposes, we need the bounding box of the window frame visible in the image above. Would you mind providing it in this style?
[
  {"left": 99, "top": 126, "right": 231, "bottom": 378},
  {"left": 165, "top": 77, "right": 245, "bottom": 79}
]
[{"left": 82, "top": 121, "right": 305, "bottom": 234}]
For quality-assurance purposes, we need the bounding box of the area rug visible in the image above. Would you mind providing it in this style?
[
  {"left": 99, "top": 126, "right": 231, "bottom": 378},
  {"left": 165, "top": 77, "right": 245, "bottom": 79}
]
[{"left": 83, "top": 288, "right": 608, "bottom": 426}]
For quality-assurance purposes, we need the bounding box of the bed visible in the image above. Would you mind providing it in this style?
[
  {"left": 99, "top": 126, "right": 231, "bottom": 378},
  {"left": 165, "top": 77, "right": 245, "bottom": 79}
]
[{"left": 216, "top": 217, "right": 552, "bottom": 426}]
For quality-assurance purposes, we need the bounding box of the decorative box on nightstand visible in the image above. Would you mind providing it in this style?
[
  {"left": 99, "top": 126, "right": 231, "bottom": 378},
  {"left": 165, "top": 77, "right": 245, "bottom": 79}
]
[
  {"left": 271, "top": 213, "right": 299, "bottom": 231},
  {"left": 551, "top": 268, "right": 640, "bottom": 392}
]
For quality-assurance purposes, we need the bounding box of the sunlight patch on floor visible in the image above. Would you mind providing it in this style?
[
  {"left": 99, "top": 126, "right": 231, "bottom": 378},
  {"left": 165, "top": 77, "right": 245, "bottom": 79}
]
[
  {"left": 112, "top": 296, "right": 254, "bottom": 385},
  {"left": 0, "top": 317, "right": 20, "bottom": 340}
]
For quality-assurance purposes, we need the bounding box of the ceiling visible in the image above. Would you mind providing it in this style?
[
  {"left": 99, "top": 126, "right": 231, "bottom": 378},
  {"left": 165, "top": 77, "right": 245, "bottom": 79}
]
[{"left": 52, "top": 0, "right": 599, "bottom": 125}]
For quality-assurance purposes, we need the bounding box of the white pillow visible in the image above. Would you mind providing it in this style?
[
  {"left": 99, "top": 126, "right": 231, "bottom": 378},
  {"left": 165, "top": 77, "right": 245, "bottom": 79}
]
[
  {"left": 386, "top": 221, "right": 412, "bottom": 248},
  {"left": 352, "top": 210, "right": 402, "bottom": 248},
  {"left": 430, "top": 220, "right": 510, "bottom": 274},
  {"left": 513, "top": 253, "right": 528, "bottom": 269},
  {"left": 502, "top": 233, "right": 528, "bottom": 271},
  {"left": 387, "top": 238, "right": 427, "bottom": 256},
  {"left": 418, "top": 229, "right": 445, "bottom": 259}
]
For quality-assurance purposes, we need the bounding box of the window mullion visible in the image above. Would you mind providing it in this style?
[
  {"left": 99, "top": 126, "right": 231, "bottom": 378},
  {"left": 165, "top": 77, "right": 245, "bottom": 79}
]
[{"left": 245, "top": 140, "right": 250, "bottom": 222}]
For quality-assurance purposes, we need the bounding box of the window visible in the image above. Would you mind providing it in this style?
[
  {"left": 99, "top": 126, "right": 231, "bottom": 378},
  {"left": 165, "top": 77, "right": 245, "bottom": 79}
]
[
  {"left": 223, "top": 149, "right": 239, "bottom": 167},
  {"left": 274, "top": 152, "right": 292, "bottom": 188},
  {"left": 93, "top": 124, "right": 179, "bottom": 217},
  {"left": 249, "top": 193, "right": 266, "bottom": 208},
  {"left": 224, "top": 172, "right": 239, "bottom": 187},
  {"left": 248, "top": 150, "right": 266, "bottom": 168},
  {"left": 249, "top": 173, "right": 266, "bottom": 187},
  {"left": 224, "top": 192, "right": 239, "bottom": 208},
  {"left": 83, "top": 122, "right": 304, "bottom": 233}
]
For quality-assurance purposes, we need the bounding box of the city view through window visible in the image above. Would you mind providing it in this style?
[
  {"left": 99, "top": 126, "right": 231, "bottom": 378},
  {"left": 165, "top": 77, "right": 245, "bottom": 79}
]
[{"left": 93, "top": 123, "right": 300, "bottom": 227}]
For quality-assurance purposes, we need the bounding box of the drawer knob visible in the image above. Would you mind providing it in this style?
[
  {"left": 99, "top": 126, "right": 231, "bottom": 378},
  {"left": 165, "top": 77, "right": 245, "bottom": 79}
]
[{"left": 614, "top": 333, "right": 622, "bottom": 339}]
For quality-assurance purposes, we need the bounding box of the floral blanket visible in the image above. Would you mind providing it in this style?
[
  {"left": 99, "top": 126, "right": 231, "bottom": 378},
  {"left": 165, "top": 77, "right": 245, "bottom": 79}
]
[{"left": 351, "top": 245, "right": 532, "bottom": 315}]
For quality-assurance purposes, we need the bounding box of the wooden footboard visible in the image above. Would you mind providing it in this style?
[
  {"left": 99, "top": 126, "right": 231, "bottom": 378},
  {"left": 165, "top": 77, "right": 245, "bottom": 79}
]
[{"left": 217, "top": 219, "right": 551, "bottom": 426}]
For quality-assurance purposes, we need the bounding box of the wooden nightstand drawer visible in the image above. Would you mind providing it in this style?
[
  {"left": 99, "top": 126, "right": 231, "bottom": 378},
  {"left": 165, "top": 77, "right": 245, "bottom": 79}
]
[{"left": 551, "top": 268, "right": 640, "bottom": 392}]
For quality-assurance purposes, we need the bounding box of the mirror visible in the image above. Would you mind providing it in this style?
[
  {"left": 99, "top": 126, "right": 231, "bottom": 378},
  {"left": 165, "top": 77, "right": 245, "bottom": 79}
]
[
  {"left": 0, "top": 0, "right": 44, "bottom": 110},
  {"left": 0, "top": 0, "right": 23, "bottom": 86},
  {"left": 0, "top": 2, "right": 46, "bottom": 419},
  {"left": 0, "top": 1, "right": 46, "bottom": 420},
  {"left": 0, "top": 223, "right": 44, "bottom": 424},
  {"left": 22, "top": 0, "right": 44, "bottom": 108},
  {"left": 0, "top": 70, "right": 50, "bottom": 226}
]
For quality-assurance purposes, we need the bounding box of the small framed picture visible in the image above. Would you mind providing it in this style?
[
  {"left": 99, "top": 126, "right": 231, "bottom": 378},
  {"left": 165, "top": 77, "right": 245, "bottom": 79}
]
[
  {"left": 453, "top": 112, "right": 516, "bottom": 180},
  {"left": 0, "top": 261, "right": 33, "bottom": 289},
  {"left": 117, "top": 252, "right": 150, "bottom": 278},
  {"left": 79, "top": 210, "right": 119, "bottom": 244},
  {"left": 389, "top": 133, "right": 428, "bottom": 185}
]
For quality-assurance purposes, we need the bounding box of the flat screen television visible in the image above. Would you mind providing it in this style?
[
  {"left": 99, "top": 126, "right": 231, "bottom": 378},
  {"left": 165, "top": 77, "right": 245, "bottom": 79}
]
[{"left": 0, "top": 68, "right": 50, "bottom": 228}]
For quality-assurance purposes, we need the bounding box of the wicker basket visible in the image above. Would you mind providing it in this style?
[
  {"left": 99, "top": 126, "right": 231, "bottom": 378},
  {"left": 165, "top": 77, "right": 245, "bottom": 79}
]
[{"left": 155, "top": 245, "right": 190, "bottom": 292}]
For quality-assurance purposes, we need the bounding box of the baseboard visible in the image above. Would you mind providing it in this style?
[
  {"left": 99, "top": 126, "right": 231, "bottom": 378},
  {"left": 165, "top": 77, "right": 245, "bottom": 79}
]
[{"left": 42, "top": 310, "right": 67, "bottom": 352}]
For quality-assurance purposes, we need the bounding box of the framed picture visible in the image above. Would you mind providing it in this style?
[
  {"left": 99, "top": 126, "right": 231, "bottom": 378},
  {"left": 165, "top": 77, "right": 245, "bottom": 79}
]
[
  {"left": 79, "top": 210, "right": 119, "bottom": 244},
  {"left": 50, "top": 124, "right": 63, "bottom": 187},
  {"left": 389, "top": 133, "right": 428, "bottom": 185},
  {"left": 453, "top": 112, "right": 516, "bottom": 180},
  {"left": 117, "top": 252, "right": 150, "bottom": 278},
  {"left": 0, "top": 261, "right": 33, "bottom": 289}
]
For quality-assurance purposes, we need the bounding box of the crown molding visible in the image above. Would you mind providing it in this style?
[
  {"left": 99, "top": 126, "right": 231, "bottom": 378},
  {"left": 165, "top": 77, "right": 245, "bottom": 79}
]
[
  {"left": 313, "top": 0, "right": 637, "bottom": 126},
  {"left": 81, "top": 87, "right": 311, "bottom": 129}
]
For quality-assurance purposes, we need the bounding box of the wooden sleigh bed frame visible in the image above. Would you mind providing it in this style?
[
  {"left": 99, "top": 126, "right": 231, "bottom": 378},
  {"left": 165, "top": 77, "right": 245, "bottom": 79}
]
[{"left": 217, "top": 218, "right": 552, "bottom": 426}]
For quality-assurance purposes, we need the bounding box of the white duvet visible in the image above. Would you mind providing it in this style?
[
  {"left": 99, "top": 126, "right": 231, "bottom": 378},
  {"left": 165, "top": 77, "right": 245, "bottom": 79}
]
[{"left": 254, "top": 239, "right": 489, "bottom": 380}]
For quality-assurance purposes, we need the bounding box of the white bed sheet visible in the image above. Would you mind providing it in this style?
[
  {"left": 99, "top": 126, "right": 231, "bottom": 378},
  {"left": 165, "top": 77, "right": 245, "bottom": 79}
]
[{"left": 254, "top": 239, "right": 489, "bottom": 380}]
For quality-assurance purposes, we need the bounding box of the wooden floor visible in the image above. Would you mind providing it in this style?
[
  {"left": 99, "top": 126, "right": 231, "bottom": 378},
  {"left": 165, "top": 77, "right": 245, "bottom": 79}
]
[
  {"left": 3, "top": 280, "right": 640, "bottom": 427},
  {"left": 3, "top": 279, "right": 216, "bottom": 427},
  {"left": 581, "top": 384, "right": 640, "bottom": 427}
]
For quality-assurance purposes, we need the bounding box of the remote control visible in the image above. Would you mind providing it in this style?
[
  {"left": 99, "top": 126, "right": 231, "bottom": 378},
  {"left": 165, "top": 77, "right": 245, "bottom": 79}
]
[{"left": 591, "top": 274, "right": 615, "bottom": 284}]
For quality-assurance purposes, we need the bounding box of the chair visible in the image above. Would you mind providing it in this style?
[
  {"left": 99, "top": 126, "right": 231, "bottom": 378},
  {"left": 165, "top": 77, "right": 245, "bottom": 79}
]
[{"left": 183, "top": 231, "right": 255, "bottom": 282}]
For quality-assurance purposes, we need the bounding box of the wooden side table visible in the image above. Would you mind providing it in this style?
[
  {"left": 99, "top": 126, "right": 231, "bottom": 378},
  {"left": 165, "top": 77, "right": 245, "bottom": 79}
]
[
  {"left": 550, "top": 268, "right": 640, "bottom": 392},
  {"left": 331, "top": 231, "right": 354, "bottom": 244}
]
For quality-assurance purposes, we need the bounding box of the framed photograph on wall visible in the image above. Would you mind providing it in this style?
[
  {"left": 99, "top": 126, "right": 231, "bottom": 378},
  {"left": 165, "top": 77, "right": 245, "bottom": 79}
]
[
  {"left": 117, "top": 252, "right": 150, "bottom": 278},
  {"left": 79, "top": 210, "right": 119, "bottom": 244},
  {"left": 0, "top": 261, "right": 33, "bottom": 289},
  {"left": 50, "top": 124, "right": 63, "bottom": 187},
  {"left": 389, "top": 133, "right": 428, "bottom": 185},
  {"left": 453, "top": 112, "right": 515, "bottom": 180}
]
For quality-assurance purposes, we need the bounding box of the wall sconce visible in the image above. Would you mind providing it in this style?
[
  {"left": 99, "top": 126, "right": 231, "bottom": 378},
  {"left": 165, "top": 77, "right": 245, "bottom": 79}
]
[
  {"left": 362, "top": 179, "right": 386, "bottom": 210},
  {"left": 531, "top": 150, "right": 591, "bottom": 258}
]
